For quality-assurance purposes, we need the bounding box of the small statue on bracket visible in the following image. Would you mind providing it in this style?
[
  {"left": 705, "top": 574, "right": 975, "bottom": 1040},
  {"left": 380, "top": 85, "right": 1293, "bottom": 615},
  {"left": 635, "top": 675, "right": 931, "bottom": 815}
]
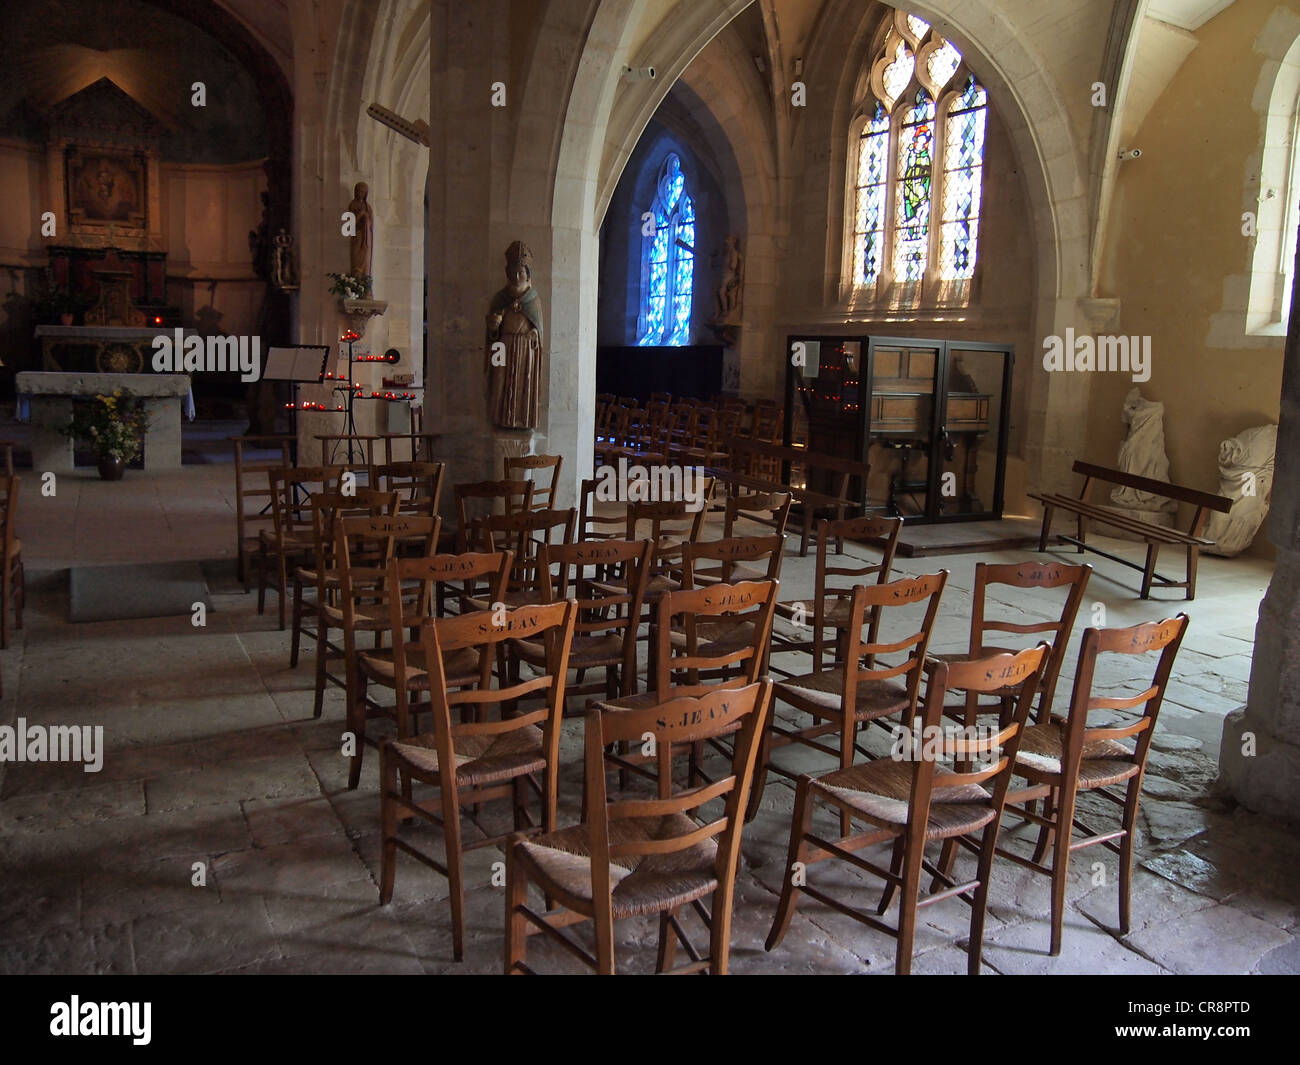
[{"left": 271, "top": 228, "right": 299, "bottom": 291}]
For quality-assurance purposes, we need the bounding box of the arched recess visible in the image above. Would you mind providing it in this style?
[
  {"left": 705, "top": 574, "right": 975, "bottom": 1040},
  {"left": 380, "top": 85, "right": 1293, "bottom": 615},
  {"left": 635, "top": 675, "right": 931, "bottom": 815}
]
[{"left": 1247, "top": 32, "right": 1300, "bottom": 337}]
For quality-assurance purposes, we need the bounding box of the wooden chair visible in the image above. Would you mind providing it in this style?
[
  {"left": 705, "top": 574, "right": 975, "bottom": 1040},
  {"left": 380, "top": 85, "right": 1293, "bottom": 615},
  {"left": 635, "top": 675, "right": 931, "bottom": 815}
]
[
  {"left": 259, "top": 464, "right": 345, "bottom": 628},
  {"left": 0, "top": 476, "right": 23, "bottom": 667},
  {"left": 765, "top": 645, "right": 1048, "bottom": 975},
  {"left": 682, "top": 533, "right": 785, "bottom": 588},
  {"left": 317, "top": 433, "right": 380, "bottom": 476},
  {"left": 470, "top": 508, "right": 578, "bottom": 608},
  {"left": 578, "top": 477, "right": 625, "bottom": 543},
  {"left": 232, "top": 434, "right": 292, "bottom": 589},
  {"left": 453, "top": 478, "right": 534, "bottom": 551},
  {"left": 319, "top": 516, "right": 439, "bottom": 764},
  {"left": 625, "top": 498, "right": 709, "bottom": 589},
  {"left": 357, "top": 552, "right": 513, "bottom": 767},
  {"left": 990, "top": 615, "right": 1190, "bottom": 956},
  {"left": 378, "top": 600, "right": 578, "bottom": 960},
  {"left": 380, "top": 432, "right": 442, "bottom": 465},
  {"left": 722, "top": 489, "right": 792, "bottom": 540},
  {"left": 290, "top": 489, "right": 399, "bottom": 670},
  {"left": 375, "top": 460, "right": 446, "bottom": 555},
  {"left": 927, "top": 560, "right": 1092, "bottom": 727},
  {"left": 505, "top": 681, "right": 774, "bottom": 974},
  {"left": 504, "top": 453, "right": 563, "bottom": 511},
  {"left": 770, "top": 515, "right": 903, "bottom": 675},
  {"left": 592, "top": 580, "right": 778, "bottom": 793},
  {"left": 753, "top": 572, "right": 947, "bottom": 827},
  {"left": 514, "top": 538, "right": 652, "bottom": 704}
]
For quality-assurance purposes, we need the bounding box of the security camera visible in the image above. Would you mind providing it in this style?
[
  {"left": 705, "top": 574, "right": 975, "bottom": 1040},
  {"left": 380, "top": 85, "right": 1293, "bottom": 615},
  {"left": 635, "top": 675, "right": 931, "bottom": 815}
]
[
  {"left": 1117, "top": 147, "right": 1142, "bottom": 161},
  {"left": 623, "top": 65, "right": 656, "bottom": 81}
]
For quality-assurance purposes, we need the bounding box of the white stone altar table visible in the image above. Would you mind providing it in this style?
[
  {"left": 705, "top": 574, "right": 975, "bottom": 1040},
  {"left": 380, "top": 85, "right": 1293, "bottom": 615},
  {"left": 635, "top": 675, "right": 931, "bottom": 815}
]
[{"left": 16, "top": 372, "right": 192, "bottom": 471}]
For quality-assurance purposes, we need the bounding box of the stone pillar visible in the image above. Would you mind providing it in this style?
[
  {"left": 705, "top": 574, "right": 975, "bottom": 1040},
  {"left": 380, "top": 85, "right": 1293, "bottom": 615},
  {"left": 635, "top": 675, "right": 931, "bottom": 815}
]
[{"left": 1219, "top": 245, "right": 1300, "bottom": 819}]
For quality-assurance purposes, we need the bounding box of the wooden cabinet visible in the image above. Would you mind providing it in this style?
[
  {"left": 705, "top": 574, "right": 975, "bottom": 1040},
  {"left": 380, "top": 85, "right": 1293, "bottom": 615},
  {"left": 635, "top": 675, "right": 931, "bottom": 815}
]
[{"left": 784, "top": 335, "right": 1013, "bottom": 523}]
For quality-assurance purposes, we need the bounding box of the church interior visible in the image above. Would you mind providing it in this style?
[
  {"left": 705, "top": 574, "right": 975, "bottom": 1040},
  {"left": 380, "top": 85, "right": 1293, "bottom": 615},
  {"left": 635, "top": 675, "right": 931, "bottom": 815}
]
[{"left": 0, "top": 0, "right": 1297, "bottom": 980}]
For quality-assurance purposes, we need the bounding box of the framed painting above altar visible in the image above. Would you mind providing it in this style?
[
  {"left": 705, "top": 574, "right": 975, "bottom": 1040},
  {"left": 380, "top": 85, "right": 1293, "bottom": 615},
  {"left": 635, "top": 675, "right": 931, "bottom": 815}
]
[{"left": 66, "top": 147, "right": 148, "bottom": 230}]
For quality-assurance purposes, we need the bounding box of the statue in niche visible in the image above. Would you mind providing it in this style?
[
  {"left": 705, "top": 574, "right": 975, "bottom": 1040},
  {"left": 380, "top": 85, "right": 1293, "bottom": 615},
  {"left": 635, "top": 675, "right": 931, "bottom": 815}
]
[
  {"left": 707, "top": 235, "right": 744, "bottom": 347},
  {"left": 1204, "top": 424, "right": 1277, "bottom": 556},
  {"left": 271, "top": 228, "right": 299, "bottom": 291},
  {"left": 485, "top": 241, "right": 543, "bottom": 430},
  {"left": 1111, "top": 387, "right": 1177, "bottom": 519},
  {"left": 348, "top": 181, "right": 374, "bottom": 293}
]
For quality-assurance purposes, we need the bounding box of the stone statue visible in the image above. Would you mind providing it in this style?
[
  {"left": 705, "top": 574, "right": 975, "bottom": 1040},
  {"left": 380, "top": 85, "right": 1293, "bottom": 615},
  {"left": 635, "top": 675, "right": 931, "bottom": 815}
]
[
  {"left": 485, "top": 241, "right": 543, "bottom": 430},
  {"left": 1204, "top": 424, "right": 1277, "bottom": 556},
  {"left": 271, "top": 228, "right": 298, "bottom": 291},
  {"left": 713, "top": 235, "right": 743, "bottom": 323},
  {"left": 1110, "top": 388, "right": 1177, "bottom": 523},
  {"left": 348, "top": 181, "right": 373, "bottom": 290}
]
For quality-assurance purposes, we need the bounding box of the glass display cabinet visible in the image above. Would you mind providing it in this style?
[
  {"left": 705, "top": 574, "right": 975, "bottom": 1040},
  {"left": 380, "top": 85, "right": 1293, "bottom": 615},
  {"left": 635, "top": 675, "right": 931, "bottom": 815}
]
[{"left": 783, "top": 334, "right": 1013, "bottom": 523}]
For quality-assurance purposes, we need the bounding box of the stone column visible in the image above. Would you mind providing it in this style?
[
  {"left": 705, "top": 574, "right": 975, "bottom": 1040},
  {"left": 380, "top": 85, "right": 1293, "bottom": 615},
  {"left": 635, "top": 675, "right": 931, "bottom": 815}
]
[{"left": 1218, "top": 244, "right": 1300, "bottom": 819}]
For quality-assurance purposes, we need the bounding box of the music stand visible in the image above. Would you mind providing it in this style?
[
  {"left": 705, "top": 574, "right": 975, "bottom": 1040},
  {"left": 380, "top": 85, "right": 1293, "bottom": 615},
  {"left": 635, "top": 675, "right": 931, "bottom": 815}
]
[{"left": 263, "top": 345, "right": 330, "bottom": 477}]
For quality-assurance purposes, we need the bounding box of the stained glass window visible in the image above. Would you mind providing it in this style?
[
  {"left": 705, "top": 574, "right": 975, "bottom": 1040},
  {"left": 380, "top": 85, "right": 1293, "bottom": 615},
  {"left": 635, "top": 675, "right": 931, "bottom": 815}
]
[
  {"left": 848, "top": 14, "right": 987, "bottom": 293},
  {"left": 894, "top": 89, "right": 935, "bottom": 283},
  {"left": 638, "top": 153, "right": 695, "bottom": 346},
  {"left": 939, "top": 76, "right": 987, "bottom": 280},
  {"left": 853, "top": 102, "right": 891, "bottom": 285}
]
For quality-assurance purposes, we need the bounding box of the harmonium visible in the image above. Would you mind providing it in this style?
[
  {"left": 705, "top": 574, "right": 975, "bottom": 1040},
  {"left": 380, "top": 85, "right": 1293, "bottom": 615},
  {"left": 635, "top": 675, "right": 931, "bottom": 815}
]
[{"left": 784, "top": 334, "right": 1013, "bottom": 524}]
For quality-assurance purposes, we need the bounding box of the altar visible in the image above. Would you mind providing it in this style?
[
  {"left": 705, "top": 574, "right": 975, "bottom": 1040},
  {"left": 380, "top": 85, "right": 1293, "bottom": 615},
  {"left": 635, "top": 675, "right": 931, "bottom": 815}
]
[
  {"left": 34, "top": 324, "right": 198, "bottom": 375},
  {"left": 16, "top": 372, "right": 192, "bottom": 471}
]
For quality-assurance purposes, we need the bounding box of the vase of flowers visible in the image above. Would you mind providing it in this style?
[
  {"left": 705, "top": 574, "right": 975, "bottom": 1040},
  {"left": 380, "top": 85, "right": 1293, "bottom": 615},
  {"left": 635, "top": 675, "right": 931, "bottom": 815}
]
[
  {"left": 327, "top": 272, "right": 373, "bottom": 300},
  {"left": 60, "top": 389, "right": 151, "bottom": 480}
]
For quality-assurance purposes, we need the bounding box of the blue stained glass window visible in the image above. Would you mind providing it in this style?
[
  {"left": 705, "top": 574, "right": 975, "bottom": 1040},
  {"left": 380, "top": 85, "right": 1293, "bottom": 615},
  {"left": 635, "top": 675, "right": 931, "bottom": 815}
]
[
  {"left": 854, "top": 102, "right": 891, "bottom": 285},
  {"left": 638, "top": 154, "right": 695, "bottom": 346}
]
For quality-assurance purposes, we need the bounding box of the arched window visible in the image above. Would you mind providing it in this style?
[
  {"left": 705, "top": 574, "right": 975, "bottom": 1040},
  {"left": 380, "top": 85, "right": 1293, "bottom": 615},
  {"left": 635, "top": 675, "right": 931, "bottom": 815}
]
[
  {"left": 638, "top": 153, "right": 695, "bottom": 346},
  {"left": 848, "top": 11, "right": 987, "bottom": 297}
]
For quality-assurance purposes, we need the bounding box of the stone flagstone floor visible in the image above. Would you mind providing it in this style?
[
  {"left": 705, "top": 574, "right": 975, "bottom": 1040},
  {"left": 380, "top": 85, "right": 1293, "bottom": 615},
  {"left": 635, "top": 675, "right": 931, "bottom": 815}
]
[{"left": 0, "top": 463, "right": 1296, "bottom": 974}]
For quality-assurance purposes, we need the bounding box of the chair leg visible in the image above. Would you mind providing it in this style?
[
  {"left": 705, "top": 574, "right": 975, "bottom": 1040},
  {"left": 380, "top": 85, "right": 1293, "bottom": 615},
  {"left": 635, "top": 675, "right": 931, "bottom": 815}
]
[
  {"left": 744, "top": 715, "right": 773, "bottom": 822},
  {"left": 277, "top": 553, "right": 289, "bottom": 630},
  {"left": 1047, "top": 784, "right": 1078, "bottom": 956},
  {"left": 656, "top": 909, "right": 679, "bottom": 973},
  {"left": 14, "top": 559, "right": 23, "bottom": 630},
  {"left": 257, "top": 545, "right": 268, "bottom": 615},
  {"left": 839, "top": 717, "right": 857, "bottom": 838},
  {"left": 378, "top": 748, "right": 400, "bottom": 904},
  {"left": 443, "top": 784, "right": 467, "bottom": 962},
  {"left": 894, "top": 830, "right": 925, "bottom": 976},
  {"left": 879, "top": 835, "right": 906, "bottom": 915},
  {"left": 967, "top": 821, "right": 1000, "bottom": 975},
  {"left": 1140, "top": 542, "right": 1159, "bottom": 600},
  {"left": 766, "top": 778, "right": 815, "bottom": 951},
  {"left": 505, "top": 847, "right": 529, "bottom": 974},
  {"left": 347, "top": 667, "right": 367, "bottom": 790},
  {"left": 709, "top": 886, "right": 736, "bottom": 975},
  {"left": 290, "top": 577, "right": 304, "bottom": 667},
  {"left": 1031, "top": 786, "right": 1058, "bottom": 864},
  {"left": 313, "top": 619, "right": 329, "bottom": 719},
  {"left": 1119, "top": 777, "right": 1143, "bottom": 936}
]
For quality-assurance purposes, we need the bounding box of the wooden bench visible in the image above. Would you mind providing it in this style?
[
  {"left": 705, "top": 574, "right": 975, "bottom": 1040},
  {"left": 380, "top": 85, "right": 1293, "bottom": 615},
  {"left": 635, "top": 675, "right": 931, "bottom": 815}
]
[
  {"left": 707, "top": 438, "right": 868, "bottom": 556},
  {"left": 1029, "top": 460, "right": 1233, "bottom": 599}
]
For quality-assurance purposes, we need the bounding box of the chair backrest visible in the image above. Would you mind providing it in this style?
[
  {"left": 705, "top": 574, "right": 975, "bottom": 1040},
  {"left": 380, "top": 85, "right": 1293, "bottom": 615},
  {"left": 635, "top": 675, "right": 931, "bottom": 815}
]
[
  {"left": 475, "top": 508, "right": 577, "bottom": 597},
  {"left": 376, "top": 461, "right": 446, "bottom": 518},
  {"left": 422, "top": 600, "right": 578, "bottom": 789},
  {"left": 1059, "top": 614, "right": 1189, "bottom": 776},
  {"left": 0, "top": 476, "right": 18, "bottom": 560},
  {"left": 840, "top": 572, "right": 949, "bottom": 716},
  {"left": 333, "top": 515, "right": 440, "bottom": 653},
  {"left": 268, "top": 464, "right": 348, "bottom": 543},
  {"left": 968, "top": 561, "right": 1092, "bottom": 719},
  {"left": 579, "top": 478, "right": 626, "bottom": 542},
  {"left": 454, "top": 478, "right": 535, "bottom": 550},
  {"left": 504, "top": 453, "right": 564, "bottom": 511},
  {"left": 682, "top": 534, "right": 784, "bottom": 587},
  {"left": 652, "top": 579, "right": 779, "bottom": 695},
  {"left": 380, "top": 432, "right": 441, "bottom": 465},
  {"left": 724, "top": 490, "right": 792, "bottom": 539},
  {"left": 541, "top": 539, "right": 652, "bottom": 678},
  {"left": 626, "top": 499, "right": 708, "bottom": 573},
  {"left": 581, "top": 682, "right": 774, "bottom": 916},
  {"left": 909, "top": 645, "right": 1050, "bottom": 824},
  {"left": 308, "top": 488, "right": 401, "bottom": 584},
  {"left": 383, "top": 550, "right": 513, "bottom": 724},
  {"left": 318, "top": 434, "right": 379, "bottom": 474},
  {"left": 232, "top": 435, "right": 292, "bottom": 554}
]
